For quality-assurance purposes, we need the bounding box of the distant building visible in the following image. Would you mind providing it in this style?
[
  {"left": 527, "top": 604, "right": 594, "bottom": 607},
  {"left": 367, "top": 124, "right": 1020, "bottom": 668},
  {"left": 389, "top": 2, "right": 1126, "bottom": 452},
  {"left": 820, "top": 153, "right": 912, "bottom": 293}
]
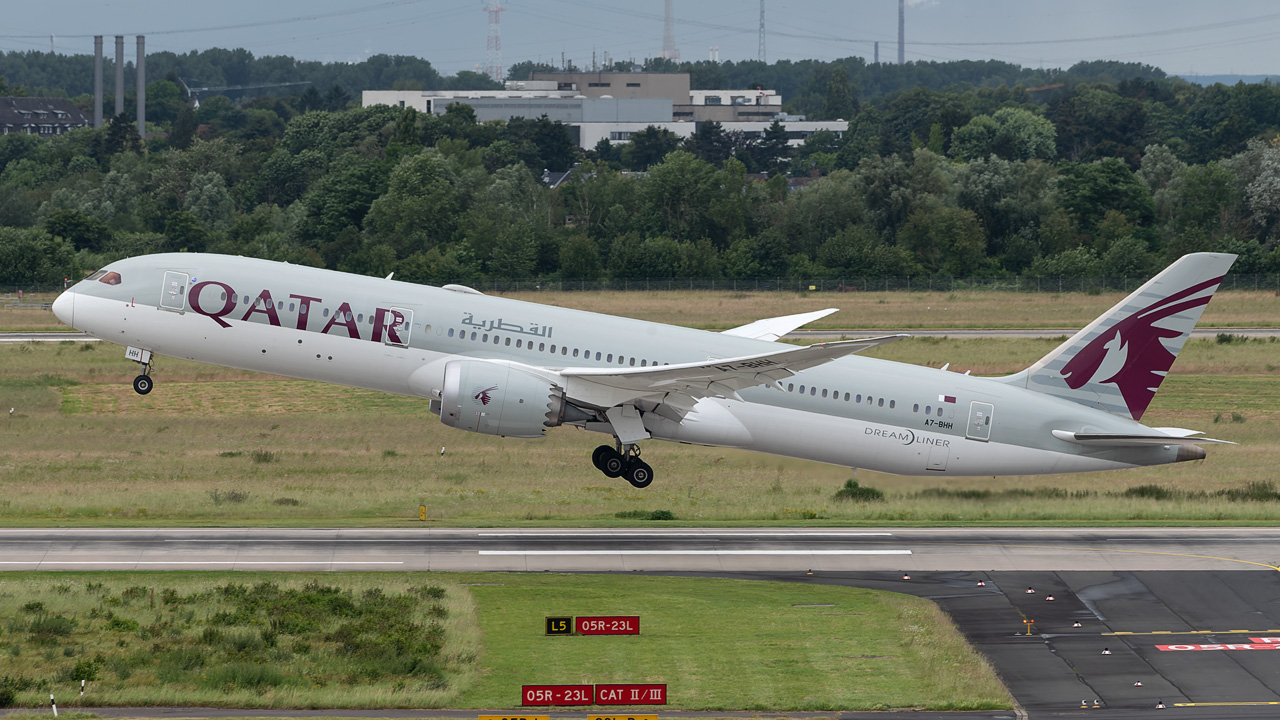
[
  {"left": 0, "top": 97, "right": 90, "bottom": 136},
  {"left": 363, "top": 74, "right": 836, "bottom": 151}
]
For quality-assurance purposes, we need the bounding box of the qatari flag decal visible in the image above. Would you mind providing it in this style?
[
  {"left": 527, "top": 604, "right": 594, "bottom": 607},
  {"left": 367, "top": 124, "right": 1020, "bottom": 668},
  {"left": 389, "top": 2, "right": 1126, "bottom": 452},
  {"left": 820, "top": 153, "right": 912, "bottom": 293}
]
[{"left": 938, "top": 394, "right": 956, "bottom": 404}]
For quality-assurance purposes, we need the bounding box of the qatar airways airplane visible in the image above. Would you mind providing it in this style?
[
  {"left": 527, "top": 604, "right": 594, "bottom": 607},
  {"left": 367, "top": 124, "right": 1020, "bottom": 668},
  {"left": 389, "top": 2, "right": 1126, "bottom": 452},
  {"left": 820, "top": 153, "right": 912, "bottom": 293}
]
[{"left": 52, "top": 252, "right": 1235, "bottom": 488}]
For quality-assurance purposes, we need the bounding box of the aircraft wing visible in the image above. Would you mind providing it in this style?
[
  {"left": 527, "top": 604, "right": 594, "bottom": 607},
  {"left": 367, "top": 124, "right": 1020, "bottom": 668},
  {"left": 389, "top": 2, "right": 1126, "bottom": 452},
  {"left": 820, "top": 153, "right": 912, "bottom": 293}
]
[
  {"left": 558, "top": 335, "right": 907, "bottom": 416},
  {"left": 721, "top": 308, "right": 839, "bottom": 342},
  {"left": 1051, "top": 430, "right": 1235, "bottom": 446}
]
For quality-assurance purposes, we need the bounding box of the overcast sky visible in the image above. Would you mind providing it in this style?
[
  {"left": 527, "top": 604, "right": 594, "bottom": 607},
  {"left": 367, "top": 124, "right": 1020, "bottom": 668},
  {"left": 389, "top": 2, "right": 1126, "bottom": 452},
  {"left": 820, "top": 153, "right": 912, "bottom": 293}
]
[{"left": 4, "top": 1, "right": 1280, "bottom": 78}]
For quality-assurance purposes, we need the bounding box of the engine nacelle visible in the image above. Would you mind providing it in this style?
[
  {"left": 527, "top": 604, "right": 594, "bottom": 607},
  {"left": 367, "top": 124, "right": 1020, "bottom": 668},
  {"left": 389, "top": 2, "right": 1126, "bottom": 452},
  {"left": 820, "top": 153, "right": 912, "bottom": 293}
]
[{"left": 440, "top": 360, "right": 560, "bottom": 438}]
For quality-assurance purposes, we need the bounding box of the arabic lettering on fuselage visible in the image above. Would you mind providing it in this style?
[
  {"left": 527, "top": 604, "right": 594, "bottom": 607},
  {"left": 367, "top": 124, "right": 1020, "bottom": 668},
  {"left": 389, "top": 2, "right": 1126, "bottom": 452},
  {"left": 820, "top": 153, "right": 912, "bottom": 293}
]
[{"left": 461, "top": 312, "right": 553, "bottom": 338}]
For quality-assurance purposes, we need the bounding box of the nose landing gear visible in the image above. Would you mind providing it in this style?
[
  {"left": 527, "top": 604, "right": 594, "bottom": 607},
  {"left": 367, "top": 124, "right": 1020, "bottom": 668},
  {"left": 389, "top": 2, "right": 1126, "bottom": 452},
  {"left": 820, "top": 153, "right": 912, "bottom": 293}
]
[
  {"left": 591, "top": 443, "right": 654, "bottom": 489},
  {"left": 125, "top": 346, "right": 154, "bottom": 395}
]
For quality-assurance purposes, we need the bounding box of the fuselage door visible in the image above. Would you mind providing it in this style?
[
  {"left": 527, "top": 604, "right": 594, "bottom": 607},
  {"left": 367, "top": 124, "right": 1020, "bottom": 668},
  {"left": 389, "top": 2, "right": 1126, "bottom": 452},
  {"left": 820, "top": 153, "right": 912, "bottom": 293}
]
[
  {"left": 379, "top": 307, "right": 413, "bottom": 348},
  {"left": 966, "top": 401, "right": 994, "bottom": 442},
  {"left": 159, "top": 271, "right": 189, "bottom": 312}
]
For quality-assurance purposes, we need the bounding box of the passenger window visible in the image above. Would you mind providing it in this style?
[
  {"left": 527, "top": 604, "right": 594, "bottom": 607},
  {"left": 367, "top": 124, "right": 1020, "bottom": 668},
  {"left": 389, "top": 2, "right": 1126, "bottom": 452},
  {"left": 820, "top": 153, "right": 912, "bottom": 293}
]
[
  {"left": 821, "top": 389, "right": 828, "bottom": 398},
  {"left": 937, "top": 407, "right": 943, "bottom": 417},
  {"left": 539, "top": 343, "right": 545, "bottom": 351},
  {"left": 641, "top": 359, "right": 647, "bottom": 366},
  {"left": 788, "top": 383, "right": 794, "bottom": 392},
  {"left": 448, "top": 328, "right": 454, "bottom": 338},
  {"left": 573, "top": 349, "right": 579, "bottom": 357},
  {"left": 878, "top": 398, "right": 884, "bottom": 407},
  {"left": 280, "top": 301, "right": 286, "bottom": 310},
  {"left": 323, "top": 308, "right": 330, "bottom": 317},
  {"left": 289, "top": 303, "right": 295, "bottom": 312},
  {"left": 607, "top": 354, "right": 613, "bottom": 362},
  {"left": 843, "top": 392, "right": 850, "bottom": 401},
  {"left": 925, "top": 405, "right": 931, "bottom": 414},
  {"left": 889, "top": 400, "right": 895, "bottom": 409},
  {"left": 357, "top": 313, "right": 363, "bottom": 323},
  {"left": 913, "top": 403, "right": 919, "bottom": 412},
  {"left": 856, "top": 394, "right": 861, "bottom": 403},
  {"left": 810, "top": 387, "right": 816, "bottom": 396},
  {"left": 470, "top": 331, "right": 477, "bottom": 340},
  {"left": 482, "top": 334, "right": 489, "bottom": 342},
  {"left": 595, "top": 352, "right": 602, "bottom": 361},
  {"left": 516, "top": 339, "right": 522, "bottom": 348},
  {"left": 562, "top": 347, "right": 568, "bottom": 355},
  {"left": 799, "top": 385, "right": 805, "bottom": 394},
  {"left": 494, "top": 335, "right": 500, "bottom": 344},
  {"left": 505, "top": 337, "right": 511, "bottom": 346},
  {"left": 629, "top": 357, "right": 635, "bottom": 366}
]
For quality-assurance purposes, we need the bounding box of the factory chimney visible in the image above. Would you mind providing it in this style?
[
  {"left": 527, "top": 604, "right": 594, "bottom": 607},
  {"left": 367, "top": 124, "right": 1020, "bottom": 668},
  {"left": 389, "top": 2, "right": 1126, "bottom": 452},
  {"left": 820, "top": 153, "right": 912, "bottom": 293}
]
[
  {"left": 897, "top": 0, "right": 905, "bottom": 65},
  {"left": 114, "top": 35, "right": 125, "bottom": 117},
  {"left": 93, "top": 36, "right": 103, "bottom": 128},
  {"left": 136, "top": 35, "right": 145, "bottom": 139},
  {"left": 661, "top": 0, "right": 679, "bottom": 60}
]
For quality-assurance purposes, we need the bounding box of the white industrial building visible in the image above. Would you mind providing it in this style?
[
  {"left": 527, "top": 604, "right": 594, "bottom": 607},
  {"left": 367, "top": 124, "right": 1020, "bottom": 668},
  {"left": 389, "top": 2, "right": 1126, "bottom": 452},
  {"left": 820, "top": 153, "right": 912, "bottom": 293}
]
[{"left": 362, "top": 75, "right": 844, "bottom": 151}]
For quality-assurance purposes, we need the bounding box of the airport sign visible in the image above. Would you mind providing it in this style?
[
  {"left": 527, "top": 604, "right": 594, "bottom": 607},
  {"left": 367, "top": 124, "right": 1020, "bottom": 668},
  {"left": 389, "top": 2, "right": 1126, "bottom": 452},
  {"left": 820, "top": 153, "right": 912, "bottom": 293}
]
[
  {"left": 576, "top": 616, "right": 640, "bottom": 635},
  {"left": 522, "top": 685, "right": 594, "bottom": 706},
  {"left": 595, "top": 684, "right": 667, "bottom": 705}
]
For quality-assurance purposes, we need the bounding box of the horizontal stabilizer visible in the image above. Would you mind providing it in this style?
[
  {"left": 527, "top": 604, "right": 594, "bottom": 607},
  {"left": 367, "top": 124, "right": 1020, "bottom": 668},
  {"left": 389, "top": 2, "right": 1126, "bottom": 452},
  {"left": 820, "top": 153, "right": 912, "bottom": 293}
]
[
  {"left": 1051, "top": 429, "right": 1235, "bottom": 447},
  {"left": 721, "top": 308, "right": 839, "bottom": 342}
]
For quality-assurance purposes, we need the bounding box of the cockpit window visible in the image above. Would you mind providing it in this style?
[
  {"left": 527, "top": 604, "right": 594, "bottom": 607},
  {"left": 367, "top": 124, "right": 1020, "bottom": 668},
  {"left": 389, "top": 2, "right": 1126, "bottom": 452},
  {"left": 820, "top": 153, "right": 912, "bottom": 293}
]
[
  {"left": 99, "top": 271, "right": 122, "bottom": 285},
  {"left": 87, "top": 270, "right": 107, "bottom": 281}
]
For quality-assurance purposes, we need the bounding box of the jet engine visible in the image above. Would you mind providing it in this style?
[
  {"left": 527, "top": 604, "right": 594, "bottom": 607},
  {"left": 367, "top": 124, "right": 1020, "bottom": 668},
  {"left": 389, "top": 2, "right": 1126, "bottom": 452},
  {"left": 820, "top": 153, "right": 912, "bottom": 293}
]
[{"left": 440, "top": 359, "right": 567, "bottom": 438}]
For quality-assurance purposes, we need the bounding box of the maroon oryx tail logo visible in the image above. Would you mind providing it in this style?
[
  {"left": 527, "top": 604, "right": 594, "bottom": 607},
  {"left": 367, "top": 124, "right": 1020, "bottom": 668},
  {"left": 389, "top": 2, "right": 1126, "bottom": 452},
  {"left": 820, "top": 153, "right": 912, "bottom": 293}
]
[
  {"left": 473, "top": 386, "right": 498, "bottom": 405},
  {"left": 1060, "top": 275, "right": 1223, "bottom": 420}
]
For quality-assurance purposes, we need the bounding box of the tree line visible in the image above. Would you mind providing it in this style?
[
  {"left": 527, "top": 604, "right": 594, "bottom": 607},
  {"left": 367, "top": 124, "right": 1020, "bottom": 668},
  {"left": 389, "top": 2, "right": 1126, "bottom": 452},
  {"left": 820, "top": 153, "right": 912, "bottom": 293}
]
[{"left": 2, "top": 56, "right": 1280, "bottom": 288}]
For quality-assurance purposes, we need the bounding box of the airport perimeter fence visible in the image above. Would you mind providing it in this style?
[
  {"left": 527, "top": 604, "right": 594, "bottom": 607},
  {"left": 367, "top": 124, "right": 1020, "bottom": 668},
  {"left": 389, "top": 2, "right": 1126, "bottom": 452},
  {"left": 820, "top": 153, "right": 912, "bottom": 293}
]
[
  {"left": 433, "top": 273, "right": 1280, "bottom": 294},
  {"left": 5, "top": 273, "right": 1280, "bottom": 297}
]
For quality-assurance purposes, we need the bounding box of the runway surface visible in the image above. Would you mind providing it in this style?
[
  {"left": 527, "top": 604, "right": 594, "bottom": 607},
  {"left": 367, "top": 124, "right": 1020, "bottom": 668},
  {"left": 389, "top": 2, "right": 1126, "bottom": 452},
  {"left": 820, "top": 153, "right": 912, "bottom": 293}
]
[{"left": 5, "top": 527, "right": 1280, "bottom": 719}]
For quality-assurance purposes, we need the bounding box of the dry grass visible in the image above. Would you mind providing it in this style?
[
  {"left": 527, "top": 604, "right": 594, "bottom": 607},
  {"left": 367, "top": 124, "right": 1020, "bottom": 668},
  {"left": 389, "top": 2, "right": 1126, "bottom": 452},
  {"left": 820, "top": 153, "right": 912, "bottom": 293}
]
[{"left": 0, "top": 339, "right": 1274, "bottom": 526}]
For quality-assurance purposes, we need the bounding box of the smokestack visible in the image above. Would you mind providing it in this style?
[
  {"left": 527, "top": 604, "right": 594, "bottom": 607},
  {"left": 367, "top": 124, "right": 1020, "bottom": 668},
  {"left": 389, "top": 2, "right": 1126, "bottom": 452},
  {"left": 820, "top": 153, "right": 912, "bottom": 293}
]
[
  {"left": 136, "top": 35, "right": 145, "bottom": 139},
  {"left": 93, "top": 36, "right": 103, "bottom": 128},
  {"left": 661, "top": 0, "right": 678, "bottom": 60},
  {"left": 874, "top": 41, "right": 879, "bottom": 64},
  {"left": 897, "top": 0, "right": 905, "bottom": 65},
  {"left": 114, "top": 35, "right": 124, "bottom": 117}
]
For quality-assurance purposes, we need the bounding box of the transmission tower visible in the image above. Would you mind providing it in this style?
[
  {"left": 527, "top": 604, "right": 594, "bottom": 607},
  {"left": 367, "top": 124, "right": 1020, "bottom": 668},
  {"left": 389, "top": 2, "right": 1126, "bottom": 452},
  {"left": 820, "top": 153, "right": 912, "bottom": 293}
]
[
  {"left": 897, "top": 0, "right": 905, "bottom": 65},
  {"left": 757, "top": 0, "right": 766, "bottom": 63},
  {"left": 484, "top": 0, "right": 505, "bottom": 83}
]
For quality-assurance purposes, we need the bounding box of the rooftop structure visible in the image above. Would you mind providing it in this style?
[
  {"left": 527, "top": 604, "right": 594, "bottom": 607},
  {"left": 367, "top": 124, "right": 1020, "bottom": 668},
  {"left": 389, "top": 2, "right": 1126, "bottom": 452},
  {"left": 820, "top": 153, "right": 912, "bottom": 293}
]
[{"left": 0, "top": 97, "right": 90, "bottom": 136}]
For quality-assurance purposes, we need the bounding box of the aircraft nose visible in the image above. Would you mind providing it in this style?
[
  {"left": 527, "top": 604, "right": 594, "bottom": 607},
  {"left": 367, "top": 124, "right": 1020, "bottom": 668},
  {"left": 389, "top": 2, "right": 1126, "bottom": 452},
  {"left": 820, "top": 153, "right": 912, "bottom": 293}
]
[{"left": 52, "top": 290, "right": 74, "bottom": 327}]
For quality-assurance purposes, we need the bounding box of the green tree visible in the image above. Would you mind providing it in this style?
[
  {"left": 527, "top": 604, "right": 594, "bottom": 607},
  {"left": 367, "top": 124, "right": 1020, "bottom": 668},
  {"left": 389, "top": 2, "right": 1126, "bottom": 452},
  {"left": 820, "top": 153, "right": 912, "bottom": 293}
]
[
  {"left": 364, "top": 150, "right": 459, "bottom": 258},
  {"left": 163, "top": 210, "right": 209, "bottom": 252},
  {"left": 621, "top": 126, "right": 681, "bottom": 171},
  {"left": 170, "top": 104, "right": 198, "bottom": 150},
  {"left": 0, "top": 227, "right": 76, "bottom": 285},
  {"left": 821, "top": 65, "right": 857, "bottom": 121},
  {"left": 753, "top": 120, "right": 791, "bottom": 176},
  {"left": 44, "top": 209, "right": 113, "bottom": 252},
  {"left": 898, "top": 206, "right": 987, "bottom": 276}
]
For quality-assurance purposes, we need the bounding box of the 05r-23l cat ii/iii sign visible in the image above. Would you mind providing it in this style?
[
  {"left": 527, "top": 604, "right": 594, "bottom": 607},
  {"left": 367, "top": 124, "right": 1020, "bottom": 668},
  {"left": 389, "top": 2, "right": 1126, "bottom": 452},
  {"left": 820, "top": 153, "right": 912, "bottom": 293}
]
[{"left": 53, "top": 252, "right": 1235, "bottom": 489}]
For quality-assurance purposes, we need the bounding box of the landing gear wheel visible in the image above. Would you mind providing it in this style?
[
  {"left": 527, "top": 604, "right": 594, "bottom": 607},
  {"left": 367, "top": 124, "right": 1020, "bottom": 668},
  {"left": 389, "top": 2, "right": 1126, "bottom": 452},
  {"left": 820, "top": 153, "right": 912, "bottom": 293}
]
[
  {"left": 132, "top": 374, "right": 153, "bottom": 395},
  {"left": 592, "top": 445, "right": 614, "bottom": 472},
  {"left": 624, "top": 460, "right": 653, "bottom": 489},
  {"left": 600, "top": 449, "right": 626, "bottom": 478}
]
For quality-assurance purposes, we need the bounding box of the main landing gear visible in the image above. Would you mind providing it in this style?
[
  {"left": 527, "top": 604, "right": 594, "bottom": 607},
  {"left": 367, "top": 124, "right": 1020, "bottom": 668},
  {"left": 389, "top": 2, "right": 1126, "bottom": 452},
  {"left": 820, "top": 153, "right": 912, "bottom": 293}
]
[{"left": 592, "top": 443, "right": 653, "bottom": 489}]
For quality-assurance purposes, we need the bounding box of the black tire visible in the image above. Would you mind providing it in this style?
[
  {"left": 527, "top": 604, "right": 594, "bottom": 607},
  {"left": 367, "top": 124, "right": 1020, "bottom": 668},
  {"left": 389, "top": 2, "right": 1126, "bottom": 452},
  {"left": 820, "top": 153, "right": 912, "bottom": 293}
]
[
  {"left": 601, "top": 449, "right": 626, "bottom": 478},
  {"left": 591, "top": 445, "right": 614, "bottom": 472},
  {"left": 625, "top": 460, "right": 654, "bottom": 489},
  {"left": 133, "top": 375, "right": 153, "bottom": 395}
]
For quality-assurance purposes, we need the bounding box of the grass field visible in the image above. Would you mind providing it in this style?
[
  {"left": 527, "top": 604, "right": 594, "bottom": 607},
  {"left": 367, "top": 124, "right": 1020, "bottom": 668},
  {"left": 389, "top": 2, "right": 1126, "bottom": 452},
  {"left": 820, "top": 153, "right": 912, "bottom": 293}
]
[
  {"left": 5, "top": 288, "right": 1280, "bottom": 333},
  {"left": 0, "top": 572, "right": 1010, "bottom": 711},
  {"left": 0, "top": 336, "right": 1275, "bottom": 526}
]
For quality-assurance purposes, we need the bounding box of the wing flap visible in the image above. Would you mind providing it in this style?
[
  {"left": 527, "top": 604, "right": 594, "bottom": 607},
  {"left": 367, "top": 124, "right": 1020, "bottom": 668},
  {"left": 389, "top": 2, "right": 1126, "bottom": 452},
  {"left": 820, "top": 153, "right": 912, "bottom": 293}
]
[
  {"left": 559, "top": 335, "right": 907, "bottom": 411},
  {"left": 721, "top": 308, "right": 839, "bottom": 342}
]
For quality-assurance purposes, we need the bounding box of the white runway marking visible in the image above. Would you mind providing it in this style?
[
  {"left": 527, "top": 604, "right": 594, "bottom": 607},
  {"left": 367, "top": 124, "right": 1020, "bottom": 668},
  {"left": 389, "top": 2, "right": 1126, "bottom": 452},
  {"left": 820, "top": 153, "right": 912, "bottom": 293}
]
[
  {"left": 479, "top": 550, "right": 911, "bottom": 556},
  {"left": 476, "top": 527, "right": 896, "bottom": 532}
]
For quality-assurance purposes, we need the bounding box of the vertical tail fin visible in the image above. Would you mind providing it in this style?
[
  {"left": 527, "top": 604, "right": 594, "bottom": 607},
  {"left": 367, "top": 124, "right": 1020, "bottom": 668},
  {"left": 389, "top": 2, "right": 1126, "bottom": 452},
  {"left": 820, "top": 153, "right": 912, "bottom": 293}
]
[{"left": 998, "top": 253, "right": 1236, "bottom": 420}]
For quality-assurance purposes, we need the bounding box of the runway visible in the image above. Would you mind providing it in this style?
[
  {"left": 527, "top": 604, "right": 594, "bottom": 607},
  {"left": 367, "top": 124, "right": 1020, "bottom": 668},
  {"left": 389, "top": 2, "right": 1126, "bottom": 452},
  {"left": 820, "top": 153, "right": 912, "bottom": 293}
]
[
  {"left": 1, "top": 527, "right": 1276, "bottom": 572},
  {"left": 5, "top": 527, "right": 1280, "bottom": 718}
]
